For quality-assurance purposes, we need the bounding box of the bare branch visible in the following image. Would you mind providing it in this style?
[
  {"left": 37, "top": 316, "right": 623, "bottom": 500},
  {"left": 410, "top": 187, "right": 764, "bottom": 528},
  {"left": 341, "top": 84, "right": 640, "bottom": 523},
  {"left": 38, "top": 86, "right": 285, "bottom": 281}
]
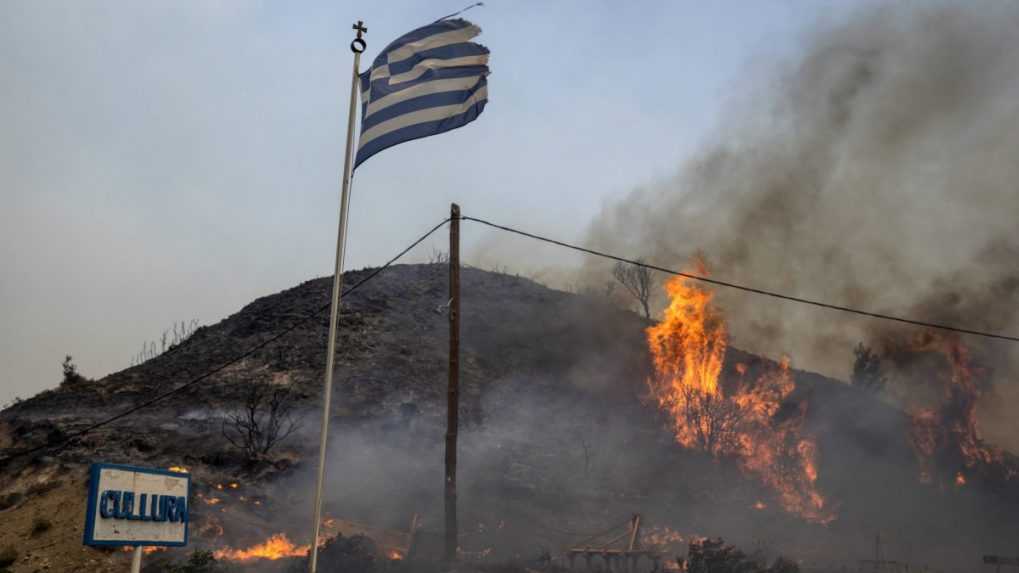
[
  {"left": 222, "top": 383, "right": 302, "bottom": 462},
  {"left": 612, "top": 260, "right": 654, "bottom": 319}
]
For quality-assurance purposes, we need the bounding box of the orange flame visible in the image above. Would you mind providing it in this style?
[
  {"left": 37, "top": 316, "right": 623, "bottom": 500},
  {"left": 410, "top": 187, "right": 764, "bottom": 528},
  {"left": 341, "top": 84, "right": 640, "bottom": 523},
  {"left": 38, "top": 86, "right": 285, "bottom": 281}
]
[
  {"left": 167, "top": 466, "right": 189, "bottom": 474},
  {"left": 213, "top": 533, "right": 309, "bottom": 562},
  {"left": 901, "top": 333, "right": 1004, "bottom": 484},
  {"left": 120, "top": 546, "right": 166, "bottom": 554},
  {"left": 388, "top": 549, "right": 405, "bottom": 560},
  {"left": 646, "top": 268, "right": 834, "bottom": 524},
  {"left": 642, "top": 526, "right": 689, "bottom": 548},
  {"left": 197, "top": 493, "right": 222, "bottom": 506}
]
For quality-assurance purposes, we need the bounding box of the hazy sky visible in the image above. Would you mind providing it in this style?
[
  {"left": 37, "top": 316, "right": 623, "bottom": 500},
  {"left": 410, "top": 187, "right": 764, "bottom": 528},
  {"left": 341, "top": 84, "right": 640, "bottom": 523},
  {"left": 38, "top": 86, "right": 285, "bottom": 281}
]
[{"left": 1, "top": 1, "right": 864, "bottom": 404}]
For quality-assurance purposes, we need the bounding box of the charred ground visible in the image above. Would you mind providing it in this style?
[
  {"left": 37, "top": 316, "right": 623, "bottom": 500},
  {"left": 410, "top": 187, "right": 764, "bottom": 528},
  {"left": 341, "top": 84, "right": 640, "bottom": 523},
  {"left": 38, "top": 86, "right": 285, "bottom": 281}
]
[{"left": 1, "top": 264, "right": 1016, "bottom": 572}]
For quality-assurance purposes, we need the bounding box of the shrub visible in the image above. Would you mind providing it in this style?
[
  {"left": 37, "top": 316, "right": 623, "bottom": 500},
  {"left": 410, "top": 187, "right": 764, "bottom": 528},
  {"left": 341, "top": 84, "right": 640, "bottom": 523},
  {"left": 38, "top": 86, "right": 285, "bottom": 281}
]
[
  {"left": 292, "top": 534, "right": 377, "bottom": 573},
  {"left": 850, "top": 342, "right": 886, "bottom": 393},
  {"left": 159, "top": 550, "right": 225, "bottom": 573},
  {"left": 0, "top": 492, "right": 23, "bottom": 511},
  {"left": 26, "top": 480, "right": 62, "bottom": 498},
  {"left": 30, "top": 517, "right": 51, "bottom": 537},
  {"left": 222, "top": 383, "right": 301, "bottom": 462},
  {"left": 61, "top": 355, "right": 89, "bottom": 386},
  {"left": 686, "top": 538, "right": 800, "bottom": 573},
  {"left": 0, "top": 546, "right": 17, "bottom": 568}
]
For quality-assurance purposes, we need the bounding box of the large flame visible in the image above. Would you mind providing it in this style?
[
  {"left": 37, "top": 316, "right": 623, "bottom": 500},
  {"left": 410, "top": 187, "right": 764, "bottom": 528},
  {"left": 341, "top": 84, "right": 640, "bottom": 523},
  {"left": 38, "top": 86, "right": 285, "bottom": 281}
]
[
  {"left": 213, "top": 533, "right": 309, "bottom": 562},
  {"left": 646, "top": 269, "right": 834, "bottom": 524}
]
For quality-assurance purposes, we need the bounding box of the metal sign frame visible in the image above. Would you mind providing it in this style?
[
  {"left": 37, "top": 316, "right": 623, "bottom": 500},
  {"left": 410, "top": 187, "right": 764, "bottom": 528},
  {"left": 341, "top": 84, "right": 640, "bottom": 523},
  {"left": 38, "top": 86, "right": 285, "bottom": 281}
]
[{"left": 83, "top": 463, "right": 191, "bottom": 547}]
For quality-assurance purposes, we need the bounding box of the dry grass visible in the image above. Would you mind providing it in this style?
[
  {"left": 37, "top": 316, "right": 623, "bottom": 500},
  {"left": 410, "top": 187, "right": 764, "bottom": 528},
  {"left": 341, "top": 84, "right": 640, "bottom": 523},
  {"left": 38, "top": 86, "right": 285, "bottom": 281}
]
[{"left": 0, "top": 471, "right": 127, "bottom": 573}]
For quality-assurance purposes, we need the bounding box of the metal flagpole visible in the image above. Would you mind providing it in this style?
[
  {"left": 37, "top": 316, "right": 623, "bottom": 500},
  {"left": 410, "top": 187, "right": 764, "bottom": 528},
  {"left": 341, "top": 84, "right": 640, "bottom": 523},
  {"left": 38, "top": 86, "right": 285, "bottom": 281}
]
[{"left": 309, "top": 20, "right": 366, "bottom": 573}]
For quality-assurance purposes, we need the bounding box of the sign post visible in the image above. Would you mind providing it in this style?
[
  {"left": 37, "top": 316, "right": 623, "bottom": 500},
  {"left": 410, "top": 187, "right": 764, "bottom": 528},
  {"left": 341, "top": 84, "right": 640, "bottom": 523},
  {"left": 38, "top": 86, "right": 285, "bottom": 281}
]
[
  {"left": 130, "top": 546, "right": 143, "bottom": 573},
  {"left": 83, "top": 463, "right": 190, "bottom": 570}
]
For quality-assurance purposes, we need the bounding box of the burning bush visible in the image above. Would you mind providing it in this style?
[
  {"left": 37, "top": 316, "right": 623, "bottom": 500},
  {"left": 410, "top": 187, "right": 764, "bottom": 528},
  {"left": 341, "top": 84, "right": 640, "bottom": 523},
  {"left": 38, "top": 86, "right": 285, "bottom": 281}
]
[
  {"left": 214, "top": 533, "right": 308, "bottom": 563},
  {"left": 646, "top": 268, "right": 833, "bottom": 523},
  {"left": 879, "top": 331, "right": 1005, "bottom": 484}
]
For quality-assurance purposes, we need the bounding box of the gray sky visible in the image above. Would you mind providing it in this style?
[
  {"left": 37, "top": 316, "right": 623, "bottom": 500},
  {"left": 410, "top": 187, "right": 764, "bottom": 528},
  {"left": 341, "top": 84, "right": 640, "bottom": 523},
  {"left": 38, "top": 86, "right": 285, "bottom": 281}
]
[{"left": 0, "top": 1, "right": 862, "bottom": 404}]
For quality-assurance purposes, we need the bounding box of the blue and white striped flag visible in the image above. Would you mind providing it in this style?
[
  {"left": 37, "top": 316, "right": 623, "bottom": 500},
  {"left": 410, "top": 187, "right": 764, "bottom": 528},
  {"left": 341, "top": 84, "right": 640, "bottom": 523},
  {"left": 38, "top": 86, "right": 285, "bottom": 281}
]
[{"left": 354, "top": 18, "right": 489, "bottom": 169}]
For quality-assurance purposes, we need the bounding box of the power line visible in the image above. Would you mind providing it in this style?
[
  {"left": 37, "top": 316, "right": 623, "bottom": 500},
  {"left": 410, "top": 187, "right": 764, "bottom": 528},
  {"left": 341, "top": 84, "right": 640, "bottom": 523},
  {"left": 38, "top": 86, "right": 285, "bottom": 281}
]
[
  {"left": 1, "top": 217, "right": 451, "bottom": 464},
  {"left": 460, "top": 215, "right": 1019, "bottom": 344}
]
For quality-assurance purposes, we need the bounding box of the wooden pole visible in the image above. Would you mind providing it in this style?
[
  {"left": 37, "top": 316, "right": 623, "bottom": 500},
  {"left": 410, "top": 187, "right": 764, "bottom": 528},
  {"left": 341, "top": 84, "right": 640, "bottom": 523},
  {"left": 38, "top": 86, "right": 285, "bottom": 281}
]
[
  {"left": 407, "top": 512, "right": 421, "bottom": 560},
  {"left": 445, "top": 202, "right": 461, "bottom": 563},
  {"left": 627, "top": 514, "right": 641, "bottom": 551}
]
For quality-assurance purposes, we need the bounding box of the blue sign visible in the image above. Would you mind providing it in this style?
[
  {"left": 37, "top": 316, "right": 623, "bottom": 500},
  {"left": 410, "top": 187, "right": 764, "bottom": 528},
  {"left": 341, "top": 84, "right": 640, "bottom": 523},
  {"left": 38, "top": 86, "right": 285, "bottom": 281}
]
[{"left": 83, "top": 463, "right": 190, "bottom": 547}]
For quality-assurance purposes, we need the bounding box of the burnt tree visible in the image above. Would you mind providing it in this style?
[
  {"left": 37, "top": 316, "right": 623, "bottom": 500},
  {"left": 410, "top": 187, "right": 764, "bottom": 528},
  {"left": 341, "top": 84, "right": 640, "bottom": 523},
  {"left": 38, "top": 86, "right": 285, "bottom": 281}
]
[
  {"left": 851, "top": 342, "right": 886, "bottom": 393},
  {"left": 613, "top": 260, "right": 654, "bottom": 319},
  {"left": 222, "top": 383, "right": 301, "bottom": 461}
]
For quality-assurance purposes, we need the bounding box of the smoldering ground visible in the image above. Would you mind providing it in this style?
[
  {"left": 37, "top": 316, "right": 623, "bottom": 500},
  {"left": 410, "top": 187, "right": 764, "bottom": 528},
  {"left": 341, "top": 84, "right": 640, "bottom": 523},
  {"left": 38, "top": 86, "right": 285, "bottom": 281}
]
[
  {"left": 580, "top": 2, "right": 1019, "bottom": 452},
  {"left": 266, "top": 363, "right": 1017, "bottom": 571},
  {"left": 238, "top": 289, "right": 1015, "bottom": 572}
]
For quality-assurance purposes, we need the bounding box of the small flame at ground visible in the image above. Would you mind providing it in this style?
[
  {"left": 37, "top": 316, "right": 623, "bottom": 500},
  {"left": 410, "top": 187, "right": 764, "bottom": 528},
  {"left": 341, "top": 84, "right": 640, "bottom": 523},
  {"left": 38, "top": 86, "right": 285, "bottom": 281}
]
[
  {"left": 388, "top": 549, "right": 404, "bottom": 560},
  {"left": 167, "top": 466, "right": 189, "bottom": 473},
  {"left": 120, "top": 546, "right": 166, "bottom": 554},
  {"left": 213, "top": 533, "right": 309, "bottom": 562},
  {"left": 955, "top": 472, "right": 966, "bottom": 486},
  {"left": 197, "top": 493, "right": 222, "bottom": 505}
]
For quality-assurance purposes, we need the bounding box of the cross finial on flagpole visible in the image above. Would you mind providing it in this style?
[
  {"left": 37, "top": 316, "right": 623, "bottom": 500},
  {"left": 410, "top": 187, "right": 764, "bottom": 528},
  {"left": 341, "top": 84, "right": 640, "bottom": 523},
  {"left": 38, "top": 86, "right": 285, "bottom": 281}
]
[{"left": 351, "top": 20, "right": 367, "bottom": 53}]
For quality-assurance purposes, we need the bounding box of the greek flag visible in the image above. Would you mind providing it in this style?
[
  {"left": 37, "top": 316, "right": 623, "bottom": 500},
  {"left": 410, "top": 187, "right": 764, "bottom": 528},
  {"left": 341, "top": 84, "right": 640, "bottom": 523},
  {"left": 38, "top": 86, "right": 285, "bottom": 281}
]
[{"left": 354, "top": 18, "right": 489, "bottom": 169}]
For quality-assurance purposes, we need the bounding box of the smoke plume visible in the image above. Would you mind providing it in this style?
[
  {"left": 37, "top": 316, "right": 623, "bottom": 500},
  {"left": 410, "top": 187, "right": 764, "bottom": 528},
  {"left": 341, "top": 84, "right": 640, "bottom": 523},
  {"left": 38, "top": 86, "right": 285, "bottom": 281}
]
[{"left": 583, "top": 3, "right": 1019, "bottom": 451}]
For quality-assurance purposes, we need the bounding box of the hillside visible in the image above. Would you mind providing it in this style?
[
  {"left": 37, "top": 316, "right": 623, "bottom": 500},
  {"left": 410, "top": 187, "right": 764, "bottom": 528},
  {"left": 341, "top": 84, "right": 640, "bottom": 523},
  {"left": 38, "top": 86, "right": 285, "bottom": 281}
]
[{"left": 1, "top": 264, "right": 1017, "bottom": 572}]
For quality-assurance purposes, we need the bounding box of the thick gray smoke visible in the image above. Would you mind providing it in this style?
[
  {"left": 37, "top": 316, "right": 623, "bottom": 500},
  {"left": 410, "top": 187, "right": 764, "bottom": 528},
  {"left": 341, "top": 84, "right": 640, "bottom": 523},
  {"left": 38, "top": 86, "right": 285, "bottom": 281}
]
[{"left": 582, "top": 3, "right": 1019, "bottom": 450}]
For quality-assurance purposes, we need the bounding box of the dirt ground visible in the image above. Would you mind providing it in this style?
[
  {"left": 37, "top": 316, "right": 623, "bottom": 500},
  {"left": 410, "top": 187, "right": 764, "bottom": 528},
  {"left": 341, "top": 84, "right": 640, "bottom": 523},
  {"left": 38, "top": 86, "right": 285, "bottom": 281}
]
[{"left": 0, "top": 468, "right": 133, "bottom": 573}]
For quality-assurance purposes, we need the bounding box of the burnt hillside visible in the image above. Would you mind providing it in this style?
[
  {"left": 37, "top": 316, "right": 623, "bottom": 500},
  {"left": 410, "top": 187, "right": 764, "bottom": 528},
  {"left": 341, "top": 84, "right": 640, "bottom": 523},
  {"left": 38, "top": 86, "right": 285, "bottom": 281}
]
[{"left": 1, "top": 264, "right": 1017, "bottom": 572}]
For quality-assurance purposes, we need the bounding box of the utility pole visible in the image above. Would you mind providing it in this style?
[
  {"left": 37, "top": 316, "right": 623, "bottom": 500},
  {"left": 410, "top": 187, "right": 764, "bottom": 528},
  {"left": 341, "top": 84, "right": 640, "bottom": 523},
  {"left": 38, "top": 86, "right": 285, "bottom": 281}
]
[
  {"left": 875, "top": 534, "right": 882, "bottom": 573},
  {"left": 445, "top": 203, "right": 461, "bottom": 563}
]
